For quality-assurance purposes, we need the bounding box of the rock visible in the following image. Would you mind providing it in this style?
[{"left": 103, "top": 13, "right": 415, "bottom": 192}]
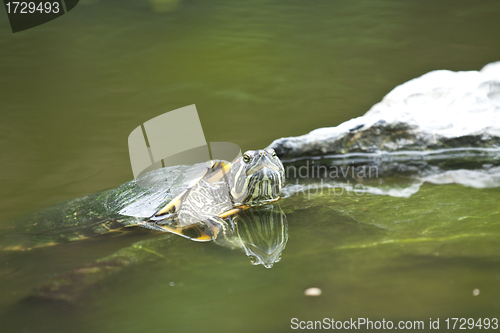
[
  {"left": 269, "top": 62, "right": 500, "bottom": 159},
  {"left": 304, "top": 287, "right": 322, "bottom": 296}
]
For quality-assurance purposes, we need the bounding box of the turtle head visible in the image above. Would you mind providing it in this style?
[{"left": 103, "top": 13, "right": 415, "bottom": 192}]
[{"left": 227, "top": 149, "right": 285, "bottom": 206}]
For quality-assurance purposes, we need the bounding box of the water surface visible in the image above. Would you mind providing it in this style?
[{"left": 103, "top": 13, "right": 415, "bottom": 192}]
[{"left": 1, "top": 0, "right": 500, "bottom": 332}]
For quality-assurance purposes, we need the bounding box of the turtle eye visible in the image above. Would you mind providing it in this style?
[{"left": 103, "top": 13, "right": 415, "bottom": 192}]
[{"left": 243, "top": 154, "right": 251, "bottom": 163}]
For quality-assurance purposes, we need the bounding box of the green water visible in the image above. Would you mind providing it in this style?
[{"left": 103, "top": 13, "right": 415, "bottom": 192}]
[{"left": 1, "top": 0, "right": 500, "bottom": 332}]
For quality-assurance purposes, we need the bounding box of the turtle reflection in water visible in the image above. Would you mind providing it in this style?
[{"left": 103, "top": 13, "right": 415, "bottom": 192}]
[
  {"left": 206, "top": 204, "right": 288, "bottom": 268},
  {"left": 4, "top": 149, "right": 287, "bottom": 268}
]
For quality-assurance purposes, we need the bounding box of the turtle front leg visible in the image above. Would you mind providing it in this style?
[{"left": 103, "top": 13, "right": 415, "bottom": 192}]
[
  {"left": 154, "top": 215, "right": 226, "bottom": 241},
  {"left": 154, "top": 223, "right": 214, "bottom": 241},
  {"left": 218, "top": 205, "right": 250, "bottom": 218}
]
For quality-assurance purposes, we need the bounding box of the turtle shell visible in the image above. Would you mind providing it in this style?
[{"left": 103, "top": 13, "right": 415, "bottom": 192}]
[{"left": 2, "top": 162, "right": 215, "bottom": 250}]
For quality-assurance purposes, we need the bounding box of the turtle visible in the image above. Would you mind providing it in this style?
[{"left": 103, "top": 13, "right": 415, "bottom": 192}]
[
  {"left": 145, "top": 148, "right": 285, "bottom": 240},
  {"left": 1, "top": 148, "right": 285, "bottom": 252}
]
